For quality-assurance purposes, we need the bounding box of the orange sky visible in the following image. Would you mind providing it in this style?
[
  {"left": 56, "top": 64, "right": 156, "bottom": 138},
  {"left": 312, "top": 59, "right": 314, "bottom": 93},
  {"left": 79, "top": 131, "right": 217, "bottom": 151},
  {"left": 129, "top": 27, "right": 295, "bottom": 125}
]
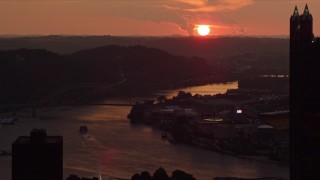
[{"left": 0, "top": 0, "right": 320, "bottom": 36}]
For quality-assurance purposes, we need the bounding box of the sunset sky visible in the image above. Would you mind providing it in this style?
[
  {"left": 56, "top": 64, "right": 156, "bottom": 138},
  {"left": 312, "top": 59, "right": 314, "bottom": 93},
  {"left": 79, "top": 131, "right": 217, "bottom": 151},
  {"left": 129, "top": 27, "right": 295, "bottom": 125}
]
[{"left": 1, "top": 0, "right": 320, "bottom": 36}]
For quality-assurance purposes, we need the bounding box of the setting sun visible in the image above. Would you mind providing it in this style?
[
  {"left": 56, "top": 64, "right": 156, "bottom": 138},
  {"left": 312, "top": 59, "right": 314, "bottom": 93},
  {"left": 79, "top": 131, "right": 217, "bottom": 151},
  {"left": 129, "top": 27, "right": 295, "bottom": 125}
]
[{"left": 197, "top": 25, "right": 210, "bottom": 36}]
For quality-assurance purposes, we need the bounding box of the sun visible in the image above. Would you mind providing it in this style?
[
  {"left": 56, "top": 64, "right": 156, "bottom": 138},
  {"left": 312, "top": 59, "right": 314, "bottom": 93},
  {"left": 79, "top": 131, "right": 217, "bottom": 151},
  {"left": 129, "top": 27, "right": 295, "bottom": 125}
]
[{"left": 197, "top": 25, "right": 210, "bottom": 36}]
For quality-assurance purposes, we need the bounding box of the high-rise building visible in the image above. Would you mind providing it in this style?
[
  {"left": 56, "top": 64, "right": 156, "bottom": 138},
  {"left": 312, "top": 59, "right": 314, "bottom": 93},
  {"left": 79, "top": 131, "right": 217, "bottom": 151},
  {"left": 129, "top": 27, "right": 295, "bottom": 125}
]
[
  {"left": 290, "top": 4, "right": 320, "bottom": 180},
  {"left": 12, "top": 129, "right": 63, "bottom": 180}
]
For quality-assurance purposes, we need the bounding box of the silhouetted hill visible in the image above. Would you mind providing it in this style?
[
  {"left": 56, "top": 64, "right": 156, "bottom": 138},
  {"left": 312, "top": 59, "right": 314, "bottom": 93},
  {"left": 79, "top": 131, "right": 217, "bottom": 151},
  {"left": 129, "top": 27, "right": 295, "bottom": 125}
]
[
  {"left": 0, "top": 46, "right": 215, "bottom": 104},
  {"left": 0, "top": 36, "right": 289, "bottom": 74},
  {"left": 69, "top": 45, "right": 212, "bottom": 84},
  {"left": 0, "top": 49, "right": 68, "bottom": 102},
  {"left": 0, "top": 39, "right": 289, "bottom": 104}
]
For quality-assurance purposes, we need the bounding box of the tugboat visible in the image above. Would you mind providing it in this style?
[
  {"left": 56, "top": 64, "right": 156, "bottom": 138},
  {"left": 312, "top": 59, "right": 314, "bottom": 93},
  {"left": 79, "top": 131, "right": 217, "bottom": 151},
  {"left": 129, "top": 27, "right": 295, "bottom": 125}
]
[{"left": 79, "top": 125, "right": 88, "bottom": 134}]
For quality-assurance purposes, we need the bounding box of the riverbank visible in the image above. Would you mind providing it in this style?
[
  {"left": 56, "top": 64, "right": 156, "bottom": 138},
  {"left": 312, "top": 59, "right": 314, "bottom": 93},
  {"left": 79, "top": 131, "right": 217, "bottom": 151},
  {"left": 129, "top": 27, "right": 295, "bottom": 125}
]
[
  {"left": 128, "top": 89, "right": 289, "bottom": 166},
  {"left": 160, "top": 132, "right": 288, "bottom": 166},
  {"left": 0, "top": 104, "right": 289, "bottom": 180}
]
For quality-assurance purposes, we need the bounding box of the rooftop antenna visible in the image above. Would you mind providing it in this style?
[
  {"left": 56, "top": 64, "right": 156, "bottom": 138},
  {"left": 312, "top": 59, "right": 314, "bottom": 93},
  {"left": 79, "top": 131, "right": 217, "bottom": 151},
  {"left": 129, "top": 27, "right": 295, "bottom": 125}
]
[
  {"left": 293, "top": 5, "right": 299, "bottom": 17},
  {"left": 303, "top": 4, "right": 310, "bottom": 15}
]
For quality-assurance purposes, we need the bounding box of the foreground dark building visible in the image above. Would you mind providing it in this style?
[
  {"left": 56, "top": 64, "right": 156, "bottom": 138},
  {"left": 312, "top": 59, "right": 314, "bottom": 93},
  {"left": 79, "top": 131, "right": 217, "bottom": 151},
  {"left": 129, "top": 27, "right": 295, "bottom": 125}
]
[
  {"left": 290, "top": 4, "right": 320, "bottom": 179},
  {"left": 12, "top": 129, "right": 63, "bottom": 180}
]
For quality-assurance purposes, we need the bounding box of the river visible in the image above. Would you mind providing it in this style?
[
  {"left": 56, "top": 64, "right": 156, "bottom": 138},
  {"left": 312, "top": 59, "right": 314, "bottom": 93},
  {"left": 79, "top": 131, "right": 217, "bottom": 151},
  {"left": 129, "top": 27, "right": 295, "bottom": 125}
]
[
  {"left": 0, "top": 82, "right": 289, "bottom": 180},
  {"left": 154, "top": 81, "right": 239, "bottom": 99}
]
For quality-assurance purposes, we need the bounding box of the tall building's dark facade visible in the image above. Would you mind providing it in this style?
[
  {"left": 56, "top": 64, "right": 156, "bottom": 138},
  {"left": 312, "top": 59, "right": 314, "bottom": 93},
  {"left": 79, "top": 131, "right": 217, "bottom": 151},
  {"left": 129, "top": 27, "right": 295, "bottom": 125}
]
[
  {"left": 290, "top": 4, "right": 320, "bottom": 180},
  {"left": 12, "top": 129, "right": 63, "bottom": 180}
]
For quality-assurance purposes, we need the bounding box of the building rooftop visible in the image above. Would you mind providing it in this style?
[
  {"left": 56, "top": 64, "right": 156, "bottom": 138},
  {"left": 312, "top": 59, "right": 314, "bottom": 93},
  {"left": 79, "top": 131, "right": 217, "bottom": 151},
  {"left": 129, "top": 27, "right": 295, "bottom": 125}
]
[
  {"left": 13, "top": 136, "right": 62, "bottom": 144},
  {"left": 13, "top": 129, "right": 62, "bottom": 145}
]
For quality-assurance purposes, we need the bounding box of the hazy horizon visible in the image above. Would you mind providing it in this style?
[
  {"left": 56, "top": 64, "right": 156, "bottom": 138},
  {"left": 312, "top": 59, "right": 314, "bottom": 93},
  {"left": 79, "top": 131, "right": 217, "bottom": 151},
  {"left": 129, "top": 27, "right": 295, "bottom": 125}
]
[
  {"left": 1, "top": 1, "right": 320, "bottom": 36},
  {"left": 0, "top": 33, "right": 290, "bottom": 38}
]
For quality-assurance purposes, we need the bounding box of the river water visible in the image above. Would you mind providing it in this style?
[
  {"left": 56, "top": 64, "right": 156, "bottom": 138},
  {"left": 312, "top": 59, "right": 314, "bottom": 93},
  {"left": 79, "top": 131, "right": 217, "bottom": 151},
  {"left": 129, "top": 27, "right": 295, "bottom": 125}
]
[
  {"left": 0, "top": 82, "right": 289, "bottom": 180},
  {"left": 154, "top": 81, "right": 239, "bottom": 99}
]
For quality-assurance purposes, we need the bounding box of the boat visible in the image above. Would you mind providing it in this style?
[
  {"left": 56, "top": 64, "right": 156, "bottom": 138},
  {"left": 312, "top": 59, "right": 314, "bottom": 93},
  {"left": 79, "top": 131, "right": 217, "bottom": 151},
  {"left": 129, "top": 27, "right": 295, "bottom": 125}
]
[{"left": 80, "top": 125, "right": 88, "bottom": 134}]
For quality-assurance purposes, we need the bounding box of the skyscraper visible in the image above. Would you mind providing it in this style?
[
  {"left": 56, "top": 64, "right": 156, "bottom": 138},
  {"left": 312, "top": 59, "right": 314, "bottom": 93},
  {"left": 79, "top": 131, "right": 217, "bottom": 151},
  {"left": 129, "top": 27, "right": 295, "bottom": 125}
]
[
  {"left": 12, "top": 129, "right": 63, "bottom": 180},
  {"left": 290, "top": 4, "right": 320, "bottom": 180}
]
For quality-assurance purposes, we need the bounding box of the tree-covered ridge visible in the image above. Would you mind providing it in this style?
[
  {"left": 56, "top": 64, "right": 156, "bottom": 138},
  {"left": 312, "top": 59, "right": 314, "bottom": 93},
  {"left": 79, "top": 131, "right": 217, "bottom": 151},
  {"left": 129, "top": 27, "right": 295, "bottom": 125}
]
[{"left": 0, "top": 45, "right": 213, "bottom": 104}]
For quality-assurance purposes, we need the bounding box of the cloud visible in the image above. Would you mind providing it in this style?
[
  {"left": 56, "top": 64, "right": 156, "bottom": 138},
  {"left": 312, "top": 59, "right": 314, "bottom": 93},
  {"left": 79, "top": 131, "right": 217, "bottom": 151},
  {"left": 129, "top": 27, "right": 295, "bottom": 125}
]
[
  {"left": 101, "top": 0, "right": 254, "bottom": 35},
  {"left": 71, "top": 1, "right": 196, "bottom": 35},
  {"left": 166, "top": 0, "right": 254, "bottom": 34},
  {"left": 174, "top": 0, "right": 254, "bottom": 12},
  {"left": 38, "top": 0, "right": 254, "bottom": 35}
]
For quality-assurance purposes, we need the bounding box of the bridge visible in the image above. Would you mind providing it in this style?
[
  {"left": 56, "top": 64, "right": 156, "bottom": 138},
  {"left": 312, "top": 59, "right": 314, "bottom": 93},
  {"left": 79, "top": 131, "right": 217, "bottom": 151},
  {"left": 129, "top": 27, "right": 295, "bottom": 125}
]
[
  {"left": 3, "top": 78, "right": 130, "bottom": 117},
  {"left": 35, "top": 78, "right": 127, "bottom": 106}
]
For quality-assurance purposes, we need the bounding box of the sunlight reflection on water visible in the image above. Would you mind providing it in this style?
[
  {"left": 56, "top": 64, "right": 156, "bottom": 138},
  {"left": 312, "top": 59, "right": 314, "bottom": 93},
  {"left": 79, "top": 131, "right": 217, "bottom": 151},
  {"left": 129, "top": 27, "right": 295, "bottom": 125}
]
[{"left": 155, "top": 81, "right": 238, "bottom": 98}]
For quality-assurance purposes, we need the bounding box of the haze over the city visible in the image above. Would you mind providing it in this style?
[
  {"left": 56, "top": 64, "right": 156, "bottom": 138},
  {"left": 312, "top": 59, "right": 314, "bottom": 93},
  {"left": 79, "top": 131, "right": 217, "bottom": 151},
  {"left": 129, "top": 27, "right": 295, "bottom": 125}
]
[
  {"left": 6, "top": 0, "right": 320, "bottom": 179},
  {"left": 1, "top": 0, "right": 320, "bottom": 36}
]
